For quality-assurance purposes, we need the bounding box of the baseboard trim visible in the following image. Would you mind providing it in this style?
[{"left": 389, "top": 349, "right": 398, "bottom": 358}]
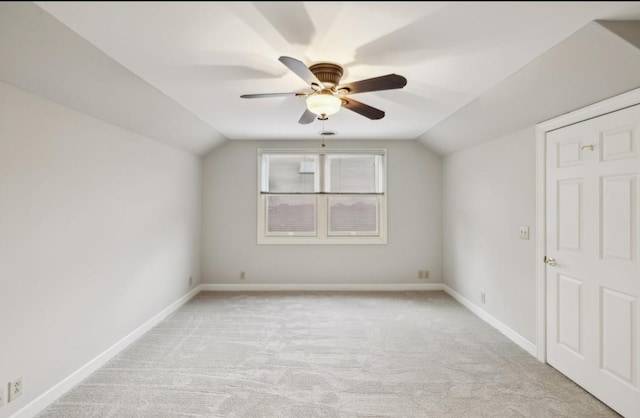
[
  {"left": 12, "top": 285, "right": 203, "bottom": 418},
  {"left": 442, "top": 285, "right": 537, "bottom": 357},
  {"left": 200, "top": 283, "right": 445, "bottom": 292}
]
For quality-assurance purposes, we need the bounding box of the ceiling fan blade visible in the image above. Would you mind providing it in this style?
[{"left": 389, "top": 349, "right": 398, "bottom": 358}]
[
  {"left": 341, "top": 98, "right": 385, "bottom": 120},
  {"left": 240, "top": 92, "right": 304, "bottom": 99},
  {"left": 298, "top": 109, "right": 317, "bottom": 124},
  {"left": 337, "top": 74, "right": 407, "bottom": 94},
  {"left": 279, "top": 56, "right": 325, "bottom": 89}
]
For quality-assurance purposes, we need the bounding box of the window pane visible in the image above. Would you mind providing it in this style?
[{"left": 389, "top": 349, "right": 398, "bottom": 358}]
[
  {"left": 328, "top": 196, "right": 379, "bottom": 235},
  {"left": 267, "top": 195, "right": 316, "bottom": 235},
  {"left": 326, "top": 154, "right": 382, "bottom": 193},
  {"left": 262, "top": 154, "right": 318, "bottom": 193}
]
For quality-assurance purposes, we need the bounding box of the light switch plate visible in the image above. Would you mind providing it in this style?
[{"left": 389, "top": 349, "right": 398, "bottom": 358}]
[{"left": 519, "top": 226, "right": 530, "bottom": 240}]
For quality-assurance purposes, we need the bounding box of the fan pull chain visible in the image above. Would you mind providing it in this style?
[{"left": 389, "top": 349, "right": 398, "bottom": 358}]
[{"left": 321, "top": 119, "right": 326, "bottom": 147}]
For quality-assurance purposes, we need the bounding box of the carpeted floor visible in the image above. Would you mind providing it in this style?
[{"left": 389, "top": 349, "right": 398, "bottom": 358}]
[{"left": 37, "top": 291, "right": 619, "bottom": 417}]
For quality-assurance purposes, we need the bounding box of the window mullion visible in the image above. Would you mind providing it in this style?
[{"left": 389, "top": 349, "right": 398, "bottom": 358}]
[
  {"left": 318, "top": 194, "right": 328, "bottom": 240},
  {"left": 319, "top": 153, "right": 326, "bottom": 193},
  {"left": 318, "top": 153, "right": 326, "bottom": 239}
]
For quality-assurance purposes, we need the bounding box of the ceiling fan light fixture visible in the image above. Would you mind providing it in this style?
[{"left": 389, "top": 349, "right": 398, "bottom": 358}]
[
  {"left": 241, "top": 56, "right": 407, "bottom": 124},
  {"left": 306, "top": 91, "right": 341, "bottom": 118}
]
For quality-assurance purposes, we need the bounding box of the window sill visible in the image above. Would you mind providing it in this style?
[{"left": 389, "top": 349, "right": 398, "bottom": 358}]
[{"left": 257, "top": 236, "right": 387, "bottom": 245}]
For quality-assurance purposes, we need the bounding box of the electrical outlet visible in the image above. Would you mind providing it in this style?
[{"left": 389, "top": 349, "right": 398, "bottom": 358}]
[
  {"left": 9, "top": 378, "right": 22, "bottom": 402},
  {"left": 0, "top": 385, "right": 6, "bottom": 406},
  {"left": 418, "top": 270, "right": 423, "bottom": 279},
  {"left": 423, "top": 270, "right": 429, "bottom": 279},
  {"left": 519, "top": 226, "right": 530, "bottom": 240},
  {"left": 240, "top": 271, "right": 246, "bottom": 280},
  {"left": 481, "top": 292, "right": 486, "bottom": 304},
  {"left": 189, "top": 276, "right": 193, "bottom": 286}
]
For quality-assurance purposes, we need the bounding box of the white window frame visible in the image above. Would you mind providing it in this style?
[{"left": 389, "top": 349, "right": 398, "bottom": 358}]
[{"left": 257, "top": 148, "right": 387, "bottom": 245}]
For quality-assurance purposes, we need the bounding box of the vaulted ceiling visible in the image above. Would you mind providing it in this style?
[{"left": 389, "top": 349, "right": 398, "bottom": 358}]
[{"left": 2, "top": 2, "right": 640, "bottom": 155}]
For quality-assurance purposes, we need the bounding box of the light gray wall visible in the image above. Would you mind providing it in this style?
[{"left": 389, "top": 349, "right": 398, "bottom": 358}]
[
  {"left": 202, "top": 140, "right": 442, "bottom": 284},
  {"left": 443, "top": 127, "right": 537, "bottom": 343},
  {"left": 0, "top": 81, "right": 202, "bottom": 417}
]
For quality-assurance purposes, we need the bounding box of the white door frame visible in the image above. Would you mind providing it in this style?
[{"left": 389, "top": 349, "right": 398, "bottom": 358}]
[{"left": 534, "top": 87, "right": 640, "bottom": 362}]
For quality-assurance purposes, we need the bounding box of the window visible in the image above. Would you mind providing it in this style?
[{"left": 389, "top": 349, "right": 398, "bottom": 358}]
[{"left": 258, "top": 149, "right": 387, "bottom": 244}]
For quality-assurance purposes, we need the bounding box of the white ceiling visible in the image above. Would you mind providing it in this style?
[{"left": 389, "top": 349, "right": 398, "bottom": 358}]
[{"left": 5, "top": 2, "right": 640, "bottom": 155}]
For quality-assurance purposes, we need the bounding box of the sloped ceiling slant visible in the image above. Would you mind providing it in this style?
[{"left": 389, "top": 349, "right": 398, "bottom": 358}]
[
  {"left": 417, "top": 20, "right": 640, "bottom": 156},
  {"left": 0, "top": 2, "right": 228, "bottom": 155}
]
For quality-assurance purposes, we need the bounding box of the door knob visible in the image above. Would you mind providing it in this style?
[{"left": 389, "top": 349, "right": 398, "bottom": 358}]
[{"left": 544, "top": 256, "right": 557, "bottom": 266}]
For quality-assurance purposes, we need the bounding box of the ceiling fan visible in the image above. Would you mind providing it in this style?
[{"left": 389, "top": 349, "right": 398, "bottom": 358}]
[{"left": 240, "top": 56, "right": 407, "bottom": 124}]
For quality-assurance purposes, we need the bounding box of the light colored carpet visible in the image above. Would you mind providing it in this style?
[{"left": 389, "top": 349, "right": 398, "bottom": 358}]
[{"left": 37, "top": 291, "right": 618, "bottom": 417}]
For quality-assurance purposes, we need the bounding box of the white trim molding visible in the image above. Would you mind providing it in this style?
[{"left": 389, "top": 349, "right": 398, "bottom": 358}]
[
  {"left": 200, "top": 283, "right": 445, "bottom": 292},
  {"left": 534, "top": 86, "right": 640, "bottom": 364},
  {"left": 443, "top": 285, "right": 537, "bottom": 357},
  {"left": 535, "top": 123, "right": 547, "bottom": 363},
  {"left": 536, "top": 87, "right": 640, "bottom": 134},
  {"left": 12, "top": 285, "right": 203, "bottom": 418}
]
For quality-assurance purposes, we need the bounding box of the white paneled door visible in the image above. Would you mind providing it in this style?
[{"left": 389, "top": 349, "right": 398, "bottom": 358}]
[{"left": 546, "top": 105, "right": 640, "bottom": 417}]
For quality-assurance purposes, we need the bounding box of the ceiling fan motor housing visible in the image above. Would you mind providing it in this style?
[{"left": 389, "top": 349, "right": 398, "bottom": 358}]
[{"left": 309, "top": 63, "right": 344, "bottom": 88}]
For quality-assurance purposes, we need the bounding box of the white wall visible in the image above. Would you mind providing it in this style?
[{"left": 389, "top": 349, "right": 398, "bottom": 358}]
[
  {"left": 0, "top": 81, "right": 201, "bottom": 417},
  {"left": 443, "top": 127, "right": 537, "bottom": 344},
  {"left": 202, "top": 140, "right": 442, "bottom": 285}
]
